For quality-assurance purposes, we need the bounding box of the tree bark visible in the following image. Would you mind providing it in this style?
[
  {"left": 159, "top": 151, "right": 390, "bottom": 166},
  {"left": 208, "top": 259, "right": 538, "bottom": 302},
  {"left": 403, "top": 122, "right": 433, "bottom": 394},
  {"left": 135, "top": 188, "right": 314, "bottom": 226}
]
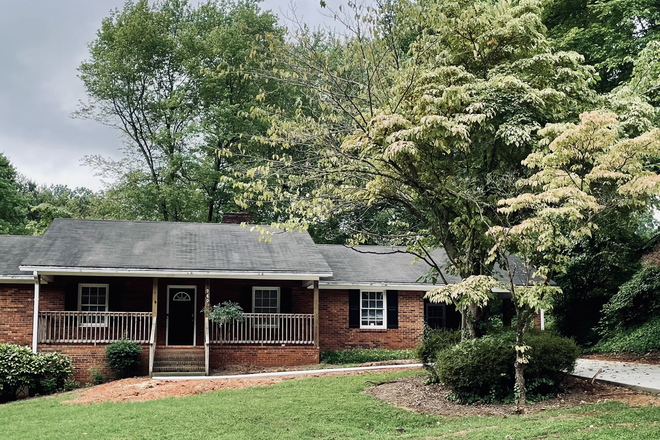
[{"left": 514, "top": 308, "right": 528, "bottom": 414}]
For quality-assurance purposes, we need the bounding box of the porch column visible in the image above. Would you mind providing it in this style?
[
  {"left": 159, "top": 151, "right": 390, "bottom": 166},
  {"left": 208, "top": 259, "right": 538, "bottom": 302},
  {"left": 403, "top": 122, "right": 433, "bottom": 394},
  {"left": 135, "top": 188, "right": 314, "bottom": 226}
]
[
  {"left": 313, "top": 280, "right": 319, "bottom": 348},
  {"left": 31, "top": 272, "right": 41, "bottom": 353},
  {"left": 149, "top": 277, "right": 158, "bottom": 376},
  {"left": 204, "top": 278, "right": 210, "bottom": 376}
]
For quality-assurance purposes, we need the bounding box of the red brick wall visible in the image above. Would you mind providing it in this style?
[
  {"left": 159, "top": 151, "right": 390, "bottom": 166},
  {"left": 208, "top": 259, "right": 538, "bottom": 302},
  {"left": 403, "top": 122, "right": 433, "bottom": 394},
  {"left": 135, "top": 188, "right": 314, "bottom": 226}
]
[
  {"left": 40, "top": 344, "right": 149, "bottom": 383},
  {"left": 319, "top": 290, "right": 424, "bottom": 351},
  {"left": 210, "top": 345, "right": 319, "bottom": 368},
  {"left": 0, "top": 284, "right": 34, "bottom": 346}
]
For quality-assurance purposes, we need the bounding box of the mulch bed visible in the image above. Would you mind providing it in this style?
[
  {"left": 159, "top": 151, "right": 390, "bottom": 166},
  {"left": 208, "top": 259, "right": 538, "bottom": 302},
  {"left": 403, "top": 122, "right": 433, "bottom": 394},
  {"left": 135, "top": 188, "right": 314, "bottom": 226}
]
[{"left": 364, "top": 375, "right": 660, "bottom": 417}]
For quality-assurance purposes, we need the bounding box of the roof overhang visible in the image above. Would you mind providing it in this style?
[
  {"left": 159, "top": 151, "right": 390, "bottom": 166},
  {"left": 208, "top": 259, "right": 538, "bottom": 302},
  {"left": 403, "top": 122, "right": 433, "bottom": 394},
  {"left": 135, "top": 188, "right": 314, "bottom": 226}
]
[
  {"left": 20, "top": 266, "right": 331, "bottom": 281},
  {"left": 0, "top": 276, "right": 34, "bottom": 284},
  {"left": 314, "top": 281, "right": 441, "bottom": 291}
]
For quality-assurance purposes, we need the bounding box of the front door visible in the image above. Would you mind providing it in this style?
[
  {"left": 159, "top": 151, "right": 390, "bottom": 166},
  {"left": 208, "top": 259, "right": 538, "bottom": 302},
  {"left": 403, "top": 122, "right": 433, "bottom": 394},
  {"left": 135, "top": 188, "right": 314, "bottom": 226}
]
[{"left": 167, "top": 286, "right": 196, "bottom": 345}]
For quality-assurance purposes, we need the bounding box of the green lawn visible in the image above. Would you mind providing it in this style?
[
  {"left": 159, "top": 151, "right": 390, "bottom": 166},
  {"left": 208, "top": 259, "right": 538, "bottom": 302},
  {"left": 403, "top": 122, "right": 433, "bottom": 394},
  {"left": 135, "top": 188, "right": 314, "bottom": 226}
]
[{"left": 1, "top": 372, "right": 659, "bottom": 439}]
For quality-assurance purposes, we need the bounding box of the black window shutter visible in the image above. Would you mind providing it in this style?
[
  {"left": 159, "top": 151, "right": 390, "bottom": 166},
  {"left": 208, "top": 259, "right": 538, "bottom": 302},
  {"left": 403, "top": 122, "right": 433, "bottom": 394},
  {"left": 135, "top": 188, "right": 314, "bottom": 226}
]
[
  {"left": 64, "top": 284, "right": 78, "bottom": 311},
  {"left": 280, "top": 287, "right": 292, "bottom": 313},
  {"left": 240, "top": 285, "right": 253, "bottom": 312},
  {"left": 348, "top": 290, "right": 360, "bottom": 328},
  {"left": 387, "top": 290, "right": 399, "bottom": 329},
  {"left": 108, "top": 284, "right": 121, "bottom": 311}
]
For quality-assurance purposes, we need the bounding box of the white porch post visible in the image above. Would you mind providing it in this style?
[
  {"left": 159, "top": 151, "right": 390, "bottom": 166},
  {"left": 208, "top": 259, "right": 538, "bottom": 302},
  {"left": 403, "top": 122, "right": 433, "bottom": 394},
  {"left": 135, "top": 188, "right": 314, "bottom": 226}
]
[
  {"left": 31, "top": 272, "right": 41, "bottom": 353},
  {"left": 313, "top": 280, "right": 319, "bottom": 348},
  {"left": 204, "top": 279, "right": 210, "bottom": 376},
  {"left": 540, "top": 309, "right": 545, "bottom": 330}
]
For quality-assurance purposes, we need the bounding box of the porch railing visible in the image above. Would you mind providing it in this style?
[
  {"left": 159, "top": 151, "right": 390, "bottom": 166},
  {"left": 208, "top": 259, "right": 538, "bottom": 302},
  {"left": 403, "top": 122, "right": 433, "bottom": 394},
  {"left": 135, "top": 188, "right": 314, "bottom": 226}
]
[
  {"left": 38, "top": 311, "right": 153, "bottom": 344},
  {"left": 210, "top": 313, "right": 314, "bottom": 345}
]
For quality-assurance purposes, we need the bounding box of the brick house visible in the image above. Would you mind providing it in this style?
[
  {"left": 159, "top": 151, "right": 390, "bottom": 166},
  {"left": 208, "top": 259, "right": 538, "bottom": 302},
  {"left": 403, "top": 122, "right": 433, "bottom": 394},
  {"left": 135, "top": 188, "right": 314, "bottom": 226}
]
[{"left": 0, "top": 218, "right": 465, "bottom": 381}]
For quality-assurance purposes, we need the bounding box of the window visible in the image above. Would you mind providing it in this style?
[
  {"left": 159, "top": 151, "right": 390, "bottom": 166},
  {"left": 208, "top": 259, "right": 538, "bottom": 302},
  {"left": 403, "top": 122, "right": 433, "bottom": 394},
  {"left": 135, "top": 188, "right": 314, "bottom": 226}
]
[
  {"left": 78, "top": 284, "right": 109, "bottom": 327},
  {"left": 360, "top": 290, "right": 386, "bottom": 329},
  {"left": 252, "top": 287, "right": 280, "bottom": 314}
]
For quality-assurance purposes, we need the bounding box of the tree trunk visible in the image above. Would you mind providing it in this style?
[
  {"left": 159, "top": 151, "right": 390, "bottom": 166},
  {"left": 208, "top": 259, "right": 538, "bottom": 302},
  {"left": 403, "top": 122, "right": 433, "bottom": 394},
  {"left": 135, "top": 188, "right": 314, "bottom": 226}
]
[{"left": 514, "top": 308, "right": 527, "bottom": 413}]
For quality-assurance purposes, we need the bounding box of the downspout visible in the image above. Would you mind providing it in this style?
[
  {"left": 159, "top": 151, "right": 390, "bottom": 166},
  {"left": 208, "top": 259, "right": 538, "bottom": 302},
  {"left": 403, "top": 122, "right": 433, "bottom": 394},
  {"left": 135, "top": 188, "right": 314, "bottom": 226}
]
[
  {"left": 540, "top": 309, "right": 545, "bottom": 330},
  {"left": 32, "top": 272, "right": 41, "bottom": 353}
]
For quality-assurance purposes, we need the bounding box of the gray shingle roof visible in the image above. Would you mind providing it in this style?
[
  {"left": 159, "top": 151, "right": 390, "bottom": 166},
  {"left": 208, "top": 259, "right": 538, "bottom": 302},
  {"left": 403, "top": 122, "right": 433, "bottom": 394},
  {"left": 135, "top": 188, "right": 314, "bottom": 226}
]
[
  {"left": 317, "top": 245, "right": 461, "bottom": 286},
  {"left": 0, "top": 235, "right": 40, "bottom": 278},
  {"left": 317, "top": 245, "right": 541, "bottom": 287},
  {"left": 21, "top": 219, "right": 332, "bottom": 276}
]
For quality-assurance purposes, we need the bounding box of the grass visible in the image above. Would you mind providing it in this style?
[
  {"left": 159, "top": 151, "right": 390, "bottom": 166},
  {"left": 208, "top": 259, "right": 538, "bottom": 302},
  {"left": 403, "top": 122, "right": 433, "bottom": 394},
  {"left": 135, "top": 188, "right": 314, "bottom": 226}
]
[
  {"left": 1, "top": 372, "right": 660, "bottom": 439},
  {"left": 320, "top": 349, "right": 415, "bottom": 364}
]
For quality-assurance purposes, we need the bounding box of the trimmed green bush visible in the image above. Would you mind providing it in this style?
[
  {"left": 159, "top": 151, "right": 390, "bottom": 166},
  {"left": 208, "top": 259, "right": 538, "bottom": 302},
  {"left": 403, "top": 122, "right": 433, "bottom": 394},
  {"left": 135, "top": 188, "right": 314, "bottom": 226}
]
[
  {"left": 0, "top": 344, "right": 73, "bottom": 402},
  {"left": 34, "top": 352, "right": 74, "bottom": 395},
  {"left": 415, "top": 326, "right": 460, "bottom": 383},
  {"left": 320, "top": 349, "right": 414, "bottom": 364},
  {"left": 106, "top": 339, "right": 142, "bottom": 378},
  {"left": 432, "top": 331, "right": 580, "bottom": 404}
]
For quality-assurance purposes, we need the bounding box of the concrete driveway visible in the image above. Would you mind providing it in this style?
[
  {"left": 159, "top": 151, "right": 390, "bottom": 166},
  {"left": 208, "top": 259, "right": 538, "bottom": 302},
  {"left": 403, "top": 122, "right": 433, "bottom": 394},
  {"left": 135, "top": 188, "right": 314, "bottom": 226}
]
[{"left": 573, "top": 358, "right": 660, "bottom": 393}]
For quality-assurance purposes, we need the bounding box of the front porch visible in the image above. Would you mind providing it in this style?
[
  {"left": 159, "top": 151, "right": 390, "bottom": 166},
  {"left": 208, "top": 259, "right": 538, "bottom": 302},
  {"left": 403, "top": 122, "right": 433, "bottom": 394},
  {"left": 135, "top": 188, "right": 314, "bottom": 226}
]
[{"left": 34, "top": 276, "right": 320, "bottom": 378}]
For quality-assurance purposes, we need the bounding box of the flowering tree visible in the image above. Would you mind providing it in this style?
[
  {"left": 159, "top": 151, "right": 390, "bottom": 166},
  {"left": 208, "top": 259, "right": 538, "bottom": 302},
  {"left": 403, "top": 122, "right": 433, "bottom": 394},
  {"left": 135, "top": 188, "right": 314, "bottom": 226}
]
[{"left": 429, "top": 111, "right": 660, "bottom": 411}]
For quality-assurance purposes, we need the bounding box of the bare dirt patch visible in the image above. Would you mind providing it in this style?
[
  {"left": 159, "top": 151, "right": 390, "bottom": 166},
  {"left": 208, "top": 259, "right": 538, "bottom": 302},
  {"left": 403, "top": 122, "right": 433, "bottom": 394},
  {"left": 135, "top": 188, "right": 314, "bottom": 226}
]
[
  {"left": 65, "top": 366, "right": 417, "bottom": 404},
  {"left": 365, "top": 375, "right": 660, "bottom": 417}
]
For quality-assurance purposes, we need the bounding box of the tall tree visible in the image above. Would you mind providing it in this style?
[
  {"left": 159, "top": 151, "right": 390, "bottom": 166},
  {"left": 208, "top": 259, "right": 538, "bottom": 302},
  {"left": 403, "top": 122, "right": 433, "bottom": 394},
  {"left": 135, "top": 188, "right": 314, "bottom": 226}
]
[
  {"left": 77, "top": 0, "right": 286, "bottom": 223},
  {"left": 241, "top": 0, "right": 596, "bottom": 336},
  {"left": 544, "top": 0, "right": 660, "bottom": 92},
  {"left": 0, "top": 153, "right": 28, "bottom": 234}
]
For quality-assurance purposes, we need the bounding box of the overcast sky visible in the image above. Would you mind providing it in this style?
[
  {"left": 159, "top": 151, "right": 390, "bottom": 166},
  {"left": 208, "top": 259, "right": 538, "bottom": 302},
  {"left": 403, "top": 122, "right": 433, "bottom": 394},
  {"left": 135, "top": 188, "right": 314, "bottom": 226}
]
[{"left": 0, "top": 0, "right": 349, "bottom": 191}]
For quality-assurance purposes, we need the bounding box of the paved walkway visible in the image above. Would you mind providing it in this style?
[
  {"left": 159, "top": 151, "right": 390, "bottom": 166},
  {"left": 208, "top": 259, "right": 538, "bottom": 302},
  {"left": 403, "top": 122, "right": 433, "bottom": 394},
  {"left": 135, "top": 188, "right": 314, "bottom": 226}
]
[{"left": 573, "top": 358, "right": 660, "bottom": 393}]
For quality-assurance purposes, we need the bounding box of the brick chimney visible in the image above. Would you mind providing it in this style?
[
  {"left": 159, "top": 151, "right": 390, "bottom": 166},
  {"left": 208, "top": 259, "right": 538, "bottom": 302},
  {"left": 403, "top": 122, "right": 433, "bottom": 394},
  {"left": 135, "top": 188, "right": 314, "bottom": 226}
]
[{"left": 221, "top": 212, "right": 253, "bottom": 224}]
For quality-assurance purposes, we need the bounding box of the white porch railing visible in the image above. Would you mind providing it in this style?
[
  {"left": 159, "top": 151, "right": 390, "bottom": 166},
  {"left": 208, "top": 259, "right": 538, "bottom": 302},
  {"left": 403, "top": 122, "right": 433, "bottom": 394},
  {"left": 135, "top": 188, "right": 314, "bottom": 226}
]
[
  {"left": 38, "top": 311, "right": 153, "bottom": 344},
  {"left": 210, "top": 313, "right": 314, "bottom": 345}
]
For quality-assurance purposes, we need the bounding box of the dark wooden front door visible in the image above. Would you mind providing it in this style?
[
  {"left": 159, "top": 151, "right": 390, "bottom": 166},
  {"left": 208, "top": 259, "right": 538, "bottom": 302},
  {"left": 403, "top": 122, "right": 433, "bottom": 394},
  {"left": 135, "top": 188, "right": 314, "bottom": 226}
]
[{"left": 167, "top": 286, "right": 196, "bottom": 345}]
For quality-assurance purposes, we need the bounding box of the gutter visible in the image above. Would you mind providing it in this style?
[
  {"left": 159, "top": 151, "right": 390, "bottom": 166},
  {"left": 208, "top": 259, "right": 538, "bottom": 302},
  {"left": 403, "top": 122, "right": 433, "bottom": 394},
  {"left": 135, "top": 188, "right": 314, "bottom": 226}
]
[{"left": 19, "top": 266, "right": 332, "bottom": 281}]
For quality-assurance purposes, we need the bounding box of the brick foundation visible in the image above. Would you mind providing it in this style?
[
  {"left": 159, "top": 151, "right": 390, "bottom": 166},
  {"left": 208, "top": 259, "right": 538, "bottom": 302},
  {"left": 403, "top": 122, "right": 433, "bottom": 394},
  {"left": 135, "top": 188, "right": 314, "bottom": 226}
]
[
  {"left": 319, "top": 290, "right": 424, "bottom": 350},
  {"left": 0, "top": 284, "right": 34, "bottom": 346},
  {"left": 40, "top": 344, "right": 149, "bottom": 383},
  {"left": 209, "top": 345, "right": 320, "bottom": 368}
]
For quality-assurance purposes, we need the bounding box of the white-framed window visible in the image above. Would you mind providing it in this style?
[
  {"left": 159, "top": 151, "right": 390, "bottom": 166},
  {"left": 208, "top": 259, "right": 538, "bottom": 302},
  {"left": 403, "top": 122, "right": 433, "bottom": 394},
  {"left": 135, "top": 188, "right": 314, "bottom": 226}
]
[
  {"left": 252, "top": 287, "right": 280, "bottom": 328},
  {"left": 360, "top": 290, "right": 386, "bottom": 329},
  {"left": 78, "top": 284, "right": 109, "bottom": 327},
  {"left": 252, "top": 287, "right": 280, "bottom": 314}
]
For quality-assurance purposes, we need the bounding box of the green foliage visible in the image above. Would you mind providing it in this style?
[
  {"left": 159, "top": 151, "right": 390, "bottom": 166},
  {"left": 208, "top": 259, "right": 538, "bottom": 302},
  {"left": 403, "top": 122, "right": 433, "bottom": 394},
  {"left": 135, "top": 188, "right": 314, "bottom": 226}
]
[
  {"left": 88, "top": 367, "right": 105, "bottom": 385},
  {"left": 0, "top": 344, "right": 73, "bottom": 402},
  {"left": 77, "top": 0, "right": 291, "bottom": 224},
  {"left": 432, "top": 331, "right": 579, "bottom": 404},
  {"left": 319, "top": 349, "right": 414, "bottom": 365},
  {"left": 206, "top": 301, "right": 244, "bottom": 325},
  {"left": 599, "top": 265, "right": 660, "bottom": 336},
  {"left": 0, "top": 153, "right": 29, "bottom": 235},
  {"left": 105, "top": 339, "right": 142, "bottom": 378},
  {"left": 553, "top": 216, "right": 646, "bottom": 346},
  {"left": 415, "top": 326, "right": 461, "bottom": 383},
  {"left": 544, "top": 0, "right": 660, "bottom": 92},
  {"left": 62, "top": 380, "right": 81, "bottom": 392},
  {"left": 592, "top": 316, "right": 660, "bottom": 354}
]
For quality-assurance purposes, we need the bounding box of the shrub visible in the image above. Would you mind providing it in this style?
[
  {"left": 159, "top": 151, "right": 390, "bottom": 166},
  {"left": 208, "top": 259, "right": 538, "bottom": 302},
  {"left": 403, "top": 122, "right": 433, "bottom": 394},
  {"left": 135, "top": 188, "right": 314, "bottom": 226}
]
[
  {"left": 591, "top": 315, "right": 660, "bottom": 354},
  {"left": 105, "top": 339, "right": 142, "bottom": 378},
  {"left": 415, "top": 326, "right": 460, "bottom": 383},
  {"left": 432, "top": 331, "right": 579, "bottom": 404},
  {"left": 599, "top": 265, "right": 660, "bottom": 335},
  {"left": 320, "top": 349, "right": 414, "bottom": 364},
  {"left": 89, "top": 366, "right": 105, "bottom": 385},
  {"left": 34, "top": 352, "right": 73, "bottom": 395},
  {"left": 0, "top": 344, "right": 73, "bottom": 402}
]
